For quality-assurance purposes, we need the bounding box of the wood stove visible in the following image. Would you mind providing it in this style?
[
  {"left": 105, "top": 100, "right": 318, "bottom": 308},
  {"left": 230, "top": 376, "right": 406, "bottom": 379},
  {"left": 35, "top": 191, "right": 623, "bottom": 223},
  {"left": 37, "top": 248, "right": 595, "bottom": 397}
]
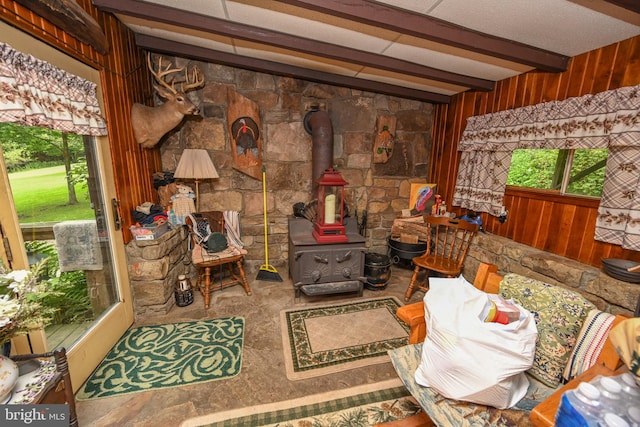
[{"left": 288, "top": 216, "right": 366, "bottom": 299}]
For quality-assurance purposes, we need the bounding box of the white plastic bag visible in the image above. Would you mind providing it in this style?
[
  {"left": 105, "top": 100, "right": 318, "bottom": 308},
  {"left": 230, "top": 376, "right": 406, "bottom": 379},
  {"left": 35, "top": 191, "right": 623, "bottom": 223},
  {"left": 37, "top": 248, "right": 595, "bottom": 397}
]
[{"left": 414, "top": 276, "right": 537, "bottom": 409}]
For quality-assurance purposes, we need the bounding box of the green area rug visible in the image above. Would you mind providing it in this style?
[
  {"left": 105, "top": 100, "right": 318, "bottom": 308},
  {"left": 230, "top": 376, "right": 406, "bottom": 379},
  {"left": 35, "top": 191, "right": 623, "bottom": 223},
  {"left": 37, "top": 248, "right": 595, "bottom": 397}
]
[
  {"left": 180, "top": 378, "right": 421, "bottom": 427},
  {"left": 281, "top": 297, "right": 409, "bottom": 380},
  {"left": 77, "top": 317, "right": 244, "bottom": 400}
]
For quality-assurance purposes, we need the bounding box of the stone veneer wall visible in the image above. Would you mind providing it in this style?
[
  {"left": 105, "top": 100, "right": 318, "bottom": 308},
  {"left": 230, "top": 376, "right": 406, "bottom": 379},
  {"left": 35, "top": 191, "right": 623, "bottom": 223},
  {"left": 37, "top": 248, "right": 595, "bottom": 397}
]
[
  {"left": 463, "top": 232, "right": 639, "bottom": 317},
  {"left": 125, "top": 226, "right": 194, "bottom": 320},
  {"left": 158, "top": 59, "right": 434, "bottom": 275}
]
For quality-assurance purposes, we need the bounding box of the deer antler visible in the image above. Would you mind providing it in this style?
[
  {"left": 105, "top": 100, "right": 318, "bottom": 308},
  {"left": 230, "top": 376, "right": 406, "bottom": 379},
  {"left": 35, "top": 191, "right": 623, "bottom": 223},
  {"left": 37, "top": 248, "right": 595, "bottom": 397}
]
[
  {"left": 180, "top": 65, "right": 205, "bottom": 92},
  {"left": 147, "top": 53, "right": 184, "bottom": 94}
]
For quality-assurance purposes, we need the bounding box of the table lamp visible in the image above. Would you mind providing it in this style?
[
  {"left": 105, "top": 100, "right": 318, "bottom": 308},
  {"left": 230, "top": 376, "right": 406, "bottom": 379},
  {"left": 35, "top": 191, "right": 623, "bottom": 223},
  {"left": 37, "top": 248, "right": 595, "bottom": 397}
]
[{"left": 173, "top": 149, "right": 219, "bottom": 211}]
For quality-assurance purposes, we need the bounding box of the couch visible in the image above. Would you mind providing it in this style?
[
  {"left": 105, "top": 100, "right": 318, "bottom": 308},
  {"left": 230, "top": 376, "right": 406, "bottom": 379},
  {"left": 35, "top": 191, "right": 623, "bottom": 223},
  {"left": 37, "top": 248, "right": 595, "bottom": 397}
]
[{"left": 386, "top": 263, "right": 627, "bottom": 427}]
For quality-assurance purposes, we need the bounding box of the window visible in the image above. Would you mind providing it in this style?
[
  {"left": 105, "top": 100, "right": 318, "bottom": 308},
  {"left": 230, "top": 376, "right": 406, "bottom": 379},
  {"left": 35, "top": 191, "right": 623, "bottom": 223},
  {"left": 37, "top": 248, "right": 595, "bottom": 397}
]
[{"left": 506, "top": 148, "right": 608, "bottom": 198}]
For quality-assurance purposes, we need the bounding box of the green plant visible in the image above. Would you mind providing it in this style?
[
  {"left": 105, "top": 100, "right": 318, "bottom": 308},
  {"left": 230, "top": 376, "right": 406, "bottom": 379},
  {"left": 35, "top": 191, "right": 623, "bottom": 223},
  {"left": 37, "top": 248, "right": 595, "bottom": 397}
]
[
  {"left": 0, "top": 259, "right": 58, "bottom": 345},
  {"left": 68, "top": 159, "right": 88, "bottom": 188},
  {"left": 507, "top": 148, "right": 606, "bottom": 197},
  {"left": 25, "top": 241, "right": 94, "bottom": 324}
]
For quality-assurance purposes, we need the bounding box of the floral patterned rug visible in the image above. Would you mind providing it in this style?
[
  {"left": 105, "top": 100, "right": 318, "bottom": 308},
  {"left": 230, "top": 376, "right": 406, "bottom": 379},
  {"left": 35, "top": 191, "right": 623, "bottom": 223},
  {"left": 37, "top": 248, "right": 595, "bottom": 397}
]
[
  {"left": 180, "top": 378, "right": 422, "bottom": 427},
  {"left": 281, "top": 297, "right": 409, "bottom": 380},
  {"left": 76, "top": 317, "right": 244, "bottom": 400}
]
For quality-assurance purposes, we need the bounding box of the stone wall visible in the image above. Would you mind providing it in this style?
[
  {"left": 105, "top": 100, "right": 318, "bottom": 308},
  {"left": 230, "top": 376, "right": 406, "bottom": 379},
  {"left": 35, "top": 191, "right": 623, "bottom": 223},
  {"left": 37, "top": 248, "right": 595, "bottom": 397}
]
[
  {"left": 125, "top": 226, "right": 194, "bottom": 320},
  {"left": 159, "top": 59, "right": 434, "bottom": 274},
  {"left": 463, "top": 232, "right": 639, "bottom": 316}
]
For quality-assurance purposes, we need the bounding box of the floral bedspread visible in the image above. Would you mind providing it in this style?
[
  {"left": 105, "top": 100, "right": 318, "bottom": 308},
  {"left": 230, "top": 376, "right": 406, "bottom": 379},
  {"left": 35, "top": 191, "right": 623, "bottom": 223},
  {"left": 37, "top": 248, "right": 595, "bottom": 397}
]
[{"left": 388, "top": 344, "right": 557, "bottom": 427}]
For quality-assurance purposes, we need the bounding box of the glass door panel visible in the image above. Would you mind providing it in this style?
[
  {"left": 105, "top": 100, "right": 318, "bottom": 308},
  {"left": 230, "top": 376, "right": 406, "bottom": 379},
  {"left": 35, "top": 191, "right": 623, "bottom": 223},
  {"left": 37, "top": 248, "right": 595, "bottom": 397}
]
[
  {"left": 0, "top": 124, "right": 118, "bottom": 349},
  {"left": 1, "top": 21, "right": 134, "bottom": 391}
]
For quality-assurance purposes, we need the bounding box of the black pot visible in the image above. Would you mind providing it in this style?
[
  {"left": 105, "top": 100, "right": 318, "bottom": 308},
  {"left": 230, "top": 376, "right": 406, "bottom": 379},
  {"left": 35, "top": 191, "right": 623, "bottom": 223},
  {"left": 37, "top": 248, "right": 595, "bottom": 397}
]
[
  {"left": 387, "top": 237, "right": 427, "bottom": 269},
  {"left": 364, "top": 253, "right": 392, "bottom": 290}
]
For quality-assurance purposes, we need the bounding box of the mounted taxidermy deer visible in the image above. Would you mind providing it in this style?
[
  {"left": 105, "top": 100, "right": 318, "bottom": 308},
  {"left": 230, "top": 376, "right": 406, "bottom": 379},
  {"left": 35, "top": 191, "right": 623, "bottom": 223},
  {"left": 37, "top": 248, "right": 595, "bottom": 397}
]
[{"left": 131, "top": 54, "right": 205, "bottom": 148}]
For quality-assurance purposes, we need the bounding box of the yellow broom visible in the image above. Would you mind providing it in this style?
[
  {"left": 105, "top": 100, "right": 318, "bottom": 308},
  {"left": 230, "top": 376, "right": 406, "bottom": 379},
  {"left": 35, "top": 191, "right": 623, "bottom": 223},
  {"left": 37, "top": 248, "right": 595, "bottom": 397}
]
[{"left": 256, "top": 165, "right": 283, "bottom": 281}]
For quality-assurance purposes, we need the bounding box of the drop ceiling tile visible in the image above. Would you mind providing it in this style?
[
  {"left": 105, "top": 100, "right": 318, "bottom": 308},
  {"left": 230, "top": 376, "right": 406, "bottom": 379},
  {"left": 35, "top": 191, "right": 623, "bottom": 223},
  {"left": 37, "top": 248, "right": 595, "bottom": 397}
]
[
  {"left": 385, "top": 42, "right": 531, "bottom": 81},
  {"left": 372, "top": 0, "right": 441, "bottom": 15},
  {"left": 234, "top": 44, "right": 363, "bottom": 75},
  {"left": 143, "top": 0, "right": 227, "bottom": 17},
  {"left": 122, "top": 19, "right": 236, "bottom": 52},
  {"left": 224, "top": 1, "right": 395, "bottom": 53},
  {"left": 357, "top": 68, "right": 464, "bottom": 95},
  {"left": 426, "top": 0, "right": 640, "bottom": 55}
]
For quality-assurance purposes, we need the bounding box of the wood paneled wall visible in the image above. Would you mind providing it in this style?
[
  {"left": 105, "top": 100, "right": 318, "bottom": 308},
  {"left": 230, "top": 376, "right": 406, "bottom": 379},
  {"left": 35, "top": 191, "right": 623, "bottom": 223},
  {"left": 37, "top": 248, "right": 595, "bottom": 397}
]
[
  {"left": 0, "top": 0, "right": 160, "bottom": 242},
  {"left": 430, "top": 36, "right": 640, "bottom": 267}
]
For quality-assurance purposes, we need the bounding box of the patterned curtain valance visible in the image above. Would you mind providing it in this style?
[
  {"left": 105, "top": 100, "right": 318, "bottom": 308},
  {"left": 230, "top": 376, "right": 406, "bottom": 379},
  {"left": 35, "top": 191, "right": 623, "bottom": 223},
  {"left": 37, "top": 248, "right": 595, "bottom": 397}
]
[
  {"left": 453, "top": 84, "right": 640, "bottom": 251},
  {"left": 0, "top": 42, "right": 107, "bottom": 136},
  {"left": 459, "top": 84, "right": 640, "bottom": 152}
]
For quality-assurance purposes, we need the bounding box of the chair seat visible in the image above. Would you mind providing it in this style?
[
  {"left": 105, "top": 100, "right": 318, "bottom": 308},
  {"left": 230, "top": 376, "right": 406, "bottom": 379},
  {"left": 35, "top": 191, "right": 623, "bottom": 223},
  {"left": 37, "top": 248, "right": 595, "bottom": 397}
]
[
  {"left": 192, "top": 244, "right": 247, "bottom": 265},
  {"left": 412, "top": 254, "right": 460, "bottom": 276},
  {"left": 186, "top": 211, "right": 252, "bottom": 308}
]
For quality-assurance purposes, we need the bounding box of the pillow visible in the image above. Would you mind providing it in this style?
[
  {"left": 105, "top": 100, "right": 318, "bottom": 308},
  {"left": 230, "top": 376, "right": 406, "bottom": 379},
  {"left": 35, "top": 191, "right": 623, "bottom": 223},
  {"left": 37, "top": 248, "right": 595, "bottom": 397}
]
[
  {"left": 499, "top": 274, "right": 595, "bottom": 388},
  {"left": 204, "top": 232, "right": 228, "bottom": 253},
  {"left": 562, "top": 309, "right": 615, "bottom": 383}
]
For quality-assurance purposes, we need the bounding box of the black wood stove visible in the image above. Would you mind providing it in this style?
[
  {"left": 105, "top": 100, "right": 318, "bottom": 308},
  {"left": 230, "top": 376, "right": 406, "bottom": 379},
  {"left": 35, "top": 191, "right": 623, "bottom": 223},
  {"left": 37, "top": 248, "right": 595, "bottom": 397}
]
[{"left": 288, "top": 216, "right": 366, "bottom": 299}]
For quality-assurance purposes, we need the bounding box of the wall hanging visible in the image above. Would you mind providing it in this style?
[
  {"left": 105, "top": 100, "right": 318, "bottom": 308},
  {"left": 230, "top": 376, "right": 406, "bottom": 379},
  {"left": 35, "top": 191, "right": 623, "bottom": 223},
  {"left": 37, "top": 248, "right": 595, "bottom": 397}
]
[{"left": 227, "top": 89, "right": 262, "bottom": 180}]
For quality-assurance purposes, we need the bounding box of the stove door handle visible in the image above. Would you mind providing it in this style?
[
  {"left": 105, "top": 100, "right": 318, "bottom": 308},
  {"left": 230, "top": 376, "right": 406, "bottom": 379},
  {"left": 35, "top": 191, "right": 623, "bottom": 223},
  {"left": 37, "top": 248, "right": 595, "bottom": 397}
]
[
  {"left": 336, "top": 251, "right": 352, "bottom": 263},
  {"left": 314, "top": 254, "right": 329, "bottom": 264}
]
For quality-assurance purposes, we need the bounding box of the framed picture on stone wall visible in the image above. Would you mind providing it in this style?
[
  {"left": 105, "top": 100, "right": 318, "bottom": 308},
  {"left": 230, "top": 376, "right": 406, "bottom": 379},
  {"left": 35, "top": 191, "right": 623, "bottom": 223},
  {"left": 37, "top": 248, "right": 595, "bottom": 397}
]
[{"left": 409, "top": 183, "right": 437, "bottom": 214}]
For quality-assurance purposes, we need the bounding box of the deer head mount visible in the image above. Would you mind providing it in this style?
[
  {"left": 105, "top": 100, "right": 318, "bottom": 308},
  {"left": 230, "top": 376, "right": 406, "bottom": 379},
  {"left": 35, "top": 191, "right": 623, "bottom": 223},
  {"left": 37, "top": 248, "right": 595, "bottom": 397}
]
[{"left": 131, "top": 54, "right": 205, "bottom": 148}]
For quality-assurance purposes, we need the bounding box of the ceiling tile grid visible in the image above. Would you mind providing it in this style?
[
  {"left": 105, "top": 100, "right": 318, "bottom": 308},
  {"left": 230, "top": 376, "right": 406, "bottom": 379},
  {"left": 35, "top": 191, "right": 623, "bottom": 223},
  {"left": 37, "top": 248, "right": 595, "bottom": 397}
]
[{"left": 93, "top": 0, "right": 640, "bottom": 103}]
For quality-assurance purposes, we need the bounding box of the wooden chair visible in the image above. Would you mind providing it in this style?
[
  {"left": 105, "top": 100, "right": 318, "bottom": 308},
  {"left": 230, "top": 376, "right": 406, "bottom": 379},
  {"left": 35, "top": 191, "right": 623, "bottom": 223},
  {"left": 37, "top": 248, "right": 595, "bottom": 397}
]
[
  {"left": 185, "top": 211, "right": 251, "bottom": 308},
  {"left": 11, "top": 347, "right": 77, "bottom": 427},
  {"left": 404, "top": 216, "right": 479, "bottom": 301}
]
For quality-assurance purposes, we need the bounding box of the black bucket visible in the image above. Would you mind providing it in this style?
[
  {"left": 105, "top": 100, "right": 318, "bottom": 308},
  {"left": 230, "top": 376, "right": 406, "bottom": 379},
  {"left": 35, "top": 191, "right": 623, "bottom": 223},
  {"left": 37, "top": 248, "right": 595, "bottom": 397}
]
[
  {"left": 387, "top": 237, "right": 427, "bottom": 269},
  {"left": 364, "top": 252, "right": 392, "bottom": 290}
]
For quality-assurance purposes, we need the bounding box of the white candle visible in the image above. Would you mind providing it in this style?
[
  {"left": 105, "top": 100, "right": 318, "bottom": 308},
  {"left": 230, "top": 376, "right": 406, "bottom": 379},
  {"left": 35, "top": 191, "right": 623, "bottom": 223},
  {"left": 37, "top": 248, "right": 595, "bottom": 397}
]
[{"left": 324, "top": 194, "right": 336, "bottom": 224}]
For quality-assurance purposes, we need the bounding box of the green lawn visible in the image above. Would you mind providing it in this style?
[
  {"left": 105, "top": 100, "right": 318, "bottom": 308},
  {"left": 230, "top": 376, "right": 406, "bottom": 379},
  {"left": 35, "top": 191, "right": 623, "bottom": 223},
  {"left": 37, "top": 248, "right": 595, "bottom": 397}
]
[{"left": 9, "top": 165, "right": 94, "bottom": 223}]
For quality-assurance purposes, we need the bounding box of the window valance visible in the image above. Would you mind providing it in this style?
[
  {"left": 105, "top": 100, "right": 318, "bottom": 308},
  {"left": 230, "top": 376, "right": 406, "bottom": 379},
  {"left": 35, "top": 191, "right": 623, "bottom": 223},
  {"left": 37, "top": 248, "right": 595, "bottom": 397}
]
[
  {"left": 458, "top": 84, "right": 640, "bottom": 152},
  {"left": 0, "top": 42, "right": 107, "bottom": 136},
  {"left": 453, "top": 84, "right": 640, "bottom": 251}
]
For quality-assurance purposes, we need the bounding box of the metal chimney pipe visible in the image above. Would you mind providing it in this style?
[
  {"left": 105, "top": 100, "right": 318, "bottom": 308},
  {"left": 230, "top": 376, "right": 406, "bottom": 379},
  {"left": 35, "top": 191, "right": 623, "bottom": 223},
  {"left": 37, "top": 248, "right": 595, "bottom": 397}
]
[{"left": 304, "top": 108, "right": 333, "bottom": 197}]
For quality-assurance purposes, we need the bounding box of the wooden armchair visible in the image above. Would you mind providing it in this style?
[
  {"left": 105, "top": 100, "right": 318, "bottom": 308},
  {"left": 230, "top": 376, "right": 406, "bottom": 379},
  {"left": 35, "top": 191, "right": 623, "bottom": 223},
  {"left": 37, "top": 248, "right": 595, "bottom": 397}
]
[
  {"left": 389, "top": 263, "right": 627, "bottom": 427},
  {"left": 10, "top": 347, "right": 77, "bottom": 427},
  {"left": 404, "top": 216, "right": 478, "bottom": 301},
  {"left": 185, "top": 211, "right": 251, "bottom": 308}
]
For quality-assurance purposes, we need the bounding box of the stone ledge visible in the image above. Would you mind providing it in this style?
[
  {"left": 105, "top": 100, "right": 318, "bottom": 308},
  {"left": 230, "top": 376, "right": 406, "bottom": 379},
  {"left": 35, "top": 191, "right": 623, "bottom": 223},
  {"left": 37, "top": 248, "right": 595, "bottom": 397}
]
[
  {"left": 464, "top": 233, "right": 639, "bottom": 316},
  {"left": 125, "top": 224, "right": 192, "bottom": 320}
]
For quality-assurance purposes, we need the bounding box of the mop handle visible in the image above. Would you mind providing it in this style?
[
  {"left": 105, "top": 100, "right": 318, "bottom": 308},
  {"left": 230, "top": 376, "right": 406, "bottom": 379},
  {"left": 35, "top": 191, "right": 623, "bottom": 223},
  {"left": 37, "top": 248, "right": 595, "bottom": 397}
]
[{"left": 262, "top": 166, "right": 269, "bottom": 264}]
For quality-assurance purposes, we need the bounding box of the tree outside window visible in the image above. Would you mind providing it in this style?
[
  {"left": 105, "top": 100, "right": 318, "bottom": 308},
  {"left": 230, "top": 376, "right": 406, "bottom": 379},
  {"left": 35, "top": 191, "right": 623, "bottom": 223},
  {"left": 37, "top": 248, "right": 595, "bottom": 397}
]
[{"left": 507, "top": 148, "right": 608, "bottom": 198}]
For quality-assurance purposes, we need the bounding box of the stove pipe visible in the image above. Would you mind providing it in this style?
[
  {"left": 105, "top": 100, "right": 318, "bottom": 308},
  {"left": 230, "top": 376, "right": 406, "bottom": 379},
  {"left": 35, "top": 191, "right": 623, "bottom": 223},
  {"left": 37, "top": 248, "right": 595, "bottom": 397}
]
[{"left": 304, "top": 108, "right": 333, "bottom": 197}]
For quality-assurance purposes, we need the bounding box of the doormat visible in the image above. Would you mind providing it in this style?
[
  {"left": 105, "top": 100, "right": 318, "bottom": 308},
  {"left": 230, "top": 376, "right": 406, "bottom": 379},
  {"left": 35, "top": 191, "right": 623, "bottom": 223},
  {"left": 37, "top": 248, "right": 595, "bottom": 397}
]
[
  {"left": 76, "top": 317, "right": 245, "bottom": 400},
  {"left": 281, "top": 297, "right": 409, "bottom": 380},
  {"left": 180, "top": 378, "right": 422, "bottom": 427}
]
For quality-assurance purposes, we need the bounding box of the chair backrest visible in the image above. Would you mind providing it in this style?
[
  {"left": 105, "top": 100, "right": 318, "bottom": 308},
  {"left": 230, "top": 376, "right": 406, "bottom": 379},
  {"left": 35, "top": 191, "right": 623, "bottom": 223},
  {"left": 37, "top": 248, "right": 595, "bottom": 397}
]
[
  {"left": 185, "top": 211, "right": 224, "bottom": 246},
  {"left": 425, "top": 216, "right": 479, "bottom": 271}
]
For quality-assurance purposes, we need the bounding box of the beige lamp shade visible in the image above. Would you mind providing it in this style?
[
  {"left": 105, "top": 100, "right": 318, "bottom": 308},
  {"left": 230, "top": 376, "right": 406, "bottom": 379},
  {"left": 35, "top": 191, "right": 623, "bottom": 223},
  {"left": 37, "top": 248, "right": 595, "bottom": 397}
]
[
  {"left": 174, "top": 149, "right": 219, "bottom": 211},
  {"left": 174, "top": 149, "right": 219, "bottom": 179}
]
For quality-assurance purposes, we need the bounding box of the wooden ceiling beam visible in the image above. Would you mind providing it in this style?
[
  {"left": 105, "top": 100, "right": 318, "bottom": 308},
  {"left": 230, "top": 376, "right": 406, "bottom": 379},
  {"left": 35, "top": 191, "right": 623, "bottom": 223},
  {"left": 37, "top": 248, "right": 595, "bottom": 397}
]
[
  {"left": 134, "top": 34, "right": 451, "bottom": 104},
  {"left": 603, "top": 0, "right": 640, "bottom": 15},
  {"left": 15, "top": 0, "right": 108, "bottom": 54},
  {"left": 92, "top": 0, "right": 494, "bottom": 91},
  {"left": 276, "top": 0, "right": 569, "bottom": 73}
]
